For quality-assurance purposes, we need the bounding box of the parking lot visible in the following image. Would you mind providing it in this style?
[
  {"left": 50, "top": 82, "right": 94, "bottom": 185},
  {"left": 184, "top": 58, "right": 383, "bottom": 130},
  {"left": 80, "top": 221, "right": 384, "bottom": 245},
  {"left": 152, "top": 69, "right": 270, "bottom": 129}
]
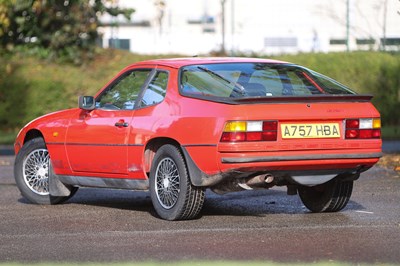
[{"left": 0, "top": 154, "right": 399, "bottom": 263}]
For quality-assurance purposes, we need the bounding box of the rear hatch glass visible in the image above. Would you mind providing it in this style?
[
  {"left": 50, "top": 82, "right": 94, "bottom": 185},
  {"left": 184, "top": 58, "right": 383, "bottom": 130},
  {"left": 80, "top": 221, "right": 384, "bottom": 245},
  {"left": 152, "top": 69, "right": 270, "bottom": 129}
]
[{"left": 179, "top": 63, "right": 356, "bottom": 101}]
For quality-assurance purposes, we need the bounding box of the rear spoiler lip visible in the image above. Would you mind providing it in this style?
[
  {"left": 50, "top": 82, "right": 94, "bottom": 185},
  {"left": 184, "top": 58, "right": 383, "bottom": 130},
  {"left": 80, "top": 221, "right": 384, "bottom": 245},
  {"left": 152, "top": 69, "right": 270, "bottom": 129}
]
[{"left": 182, "top": 94, "right": 374, "bottom": 105}]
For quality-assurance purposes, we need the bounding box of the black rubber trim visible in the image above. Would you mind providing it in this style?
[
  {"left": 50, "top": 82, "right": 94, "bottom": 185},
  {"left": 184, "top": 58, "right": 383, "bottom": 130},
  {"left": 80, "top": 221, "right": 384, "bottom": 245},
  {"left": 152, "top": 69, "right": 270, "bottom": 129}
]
[
  {"left": 58, "top": 175, "right": 149, "bottom": 190},
  {"left": 221, "top": 152, "right": 383, "bottom": 163},
  {"left": 180, "top": 94, "right": 373, "bottom": 105},
  {"left": 182, "top": 144, "right": 217, "bottom": 147},
  {"left": 47, "top": 142, "right": 144, "bottom": 147}
]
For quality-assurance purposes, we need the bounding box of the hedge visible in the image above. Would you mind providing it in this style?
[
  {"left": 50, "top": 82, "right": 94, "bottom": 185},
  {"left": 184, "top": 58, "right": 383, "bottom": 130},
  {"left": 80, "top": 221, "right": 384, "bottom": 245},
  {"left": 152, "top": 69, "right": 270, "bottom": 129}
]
[{"left": 1, "top": 50, "right": 399, "bottom": 137}]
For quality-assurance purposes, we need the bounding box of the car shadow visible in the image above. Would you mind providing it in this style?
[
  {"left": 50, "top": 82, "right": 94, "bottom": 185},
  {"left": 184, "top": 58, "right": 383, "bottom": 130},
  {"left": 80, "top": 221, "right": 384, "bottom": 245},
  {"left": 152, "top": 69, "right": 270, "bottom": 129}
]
[
  {"left": 19, "top": 187, "right": 366, "bottom": 219},
  {"left": 68, "top": 188, "right": 154, "bottom": 212},
  {"left": 201, "top": 189, "right": 365, "bottom": 217}
]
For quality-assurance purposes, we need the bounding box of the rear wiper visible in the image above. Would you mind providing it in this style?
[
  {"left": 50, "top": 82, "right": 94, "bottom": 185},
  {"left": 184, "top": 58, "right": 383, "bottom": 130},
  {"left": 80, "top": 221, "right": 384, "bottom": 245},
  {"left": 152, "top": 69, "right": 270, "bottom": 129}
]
[{"left": 197, "top": 66, "right": 246, "bottom": 96}]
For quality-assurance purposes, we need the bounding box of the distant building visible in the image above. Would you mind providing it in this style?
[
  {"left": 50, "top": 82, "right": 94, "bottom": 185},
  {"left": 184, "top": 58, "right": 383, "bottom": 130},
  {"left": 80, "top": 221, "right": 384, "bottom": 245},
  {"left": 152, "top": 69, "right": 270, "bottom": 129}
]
[{"left": 99, "top": 0, "right": 400, "bottom": 55}]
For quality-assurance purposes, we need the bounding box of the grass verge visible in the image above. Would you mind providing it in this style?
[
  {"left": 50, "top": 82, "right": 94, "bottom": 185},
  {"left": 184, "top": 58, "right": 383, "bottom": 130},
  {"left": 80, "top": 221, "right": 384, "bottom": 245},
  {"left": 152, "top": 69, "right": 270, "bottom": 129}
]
[{"left": 0, "top": 131, "right": 17, "bottom": 145}]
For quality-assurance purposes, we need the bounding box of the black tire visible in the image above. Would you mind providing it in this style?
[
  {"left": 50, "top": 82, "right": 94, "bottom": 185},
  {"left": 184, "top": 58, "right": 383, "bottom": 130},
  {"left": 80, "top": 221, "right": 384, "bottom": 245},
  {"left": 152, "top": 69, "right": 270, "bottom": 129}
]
[
  {"left": 149, "top": 144, "right": 205, "bottom": 220},
  {"left": 14, "top": 137, "right": 77, "bottom": 205},
  {"left": 298, "top": 179, "right": 353, "bottom": 213}
]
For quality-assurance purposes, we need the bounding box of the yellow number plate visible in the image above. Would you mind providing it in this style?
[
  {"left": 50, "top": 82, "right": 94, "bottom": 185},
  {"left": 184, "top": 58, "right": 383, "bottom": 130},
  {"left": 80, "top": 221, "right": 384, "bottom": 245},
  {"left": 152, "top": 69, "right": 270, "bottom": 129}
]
[{"left": 281, "top": 123, "right": 341, "bottom": 139}]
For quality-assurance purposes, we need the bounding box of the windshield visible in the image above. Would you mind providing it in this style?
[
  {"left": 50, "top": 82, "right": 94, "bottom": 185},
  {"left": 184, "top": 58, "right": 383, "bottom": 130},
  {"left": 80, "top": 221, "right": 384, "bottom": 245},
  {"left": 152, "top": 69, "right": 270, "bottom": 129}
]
[{"left": 179, "top": 63, "right": 355, "bottom": 99}]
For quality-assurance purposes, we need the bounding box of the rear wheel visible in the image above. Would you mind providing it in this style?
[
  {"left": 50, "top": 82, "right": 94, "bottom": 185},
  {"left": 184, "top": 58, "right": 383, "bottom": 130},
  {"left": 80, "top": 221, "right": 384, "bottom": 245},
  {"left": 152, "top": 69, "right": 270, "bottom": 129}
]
[
  {"left": 149, "top": 144, "right": 205, "bottom": 220},
  {"left": 14, "top": 137, "right": 77, "bottom": 205},
  {"left": 298, "top": 179, "right": 353, "bottom": 212}
]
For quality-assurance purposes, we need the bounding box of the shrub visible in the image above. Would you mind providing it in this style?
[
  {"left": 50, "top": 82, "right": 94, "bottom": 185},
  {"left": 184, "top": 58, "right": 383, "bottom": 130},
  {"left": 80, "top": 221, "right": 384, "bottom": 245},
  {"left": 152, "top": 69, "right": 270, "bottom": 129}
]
[
  {"left": 1, "top": 50, "right": 399, "bottom": 139},
  {"left": 373, "top": 60, "right": 400, "bottom": 126},
  {"left": 0, "top": 59, "right": 28, "bottom": 130},
  {"left": 276, "top": 52, "right": 400, "bottom": 127}
]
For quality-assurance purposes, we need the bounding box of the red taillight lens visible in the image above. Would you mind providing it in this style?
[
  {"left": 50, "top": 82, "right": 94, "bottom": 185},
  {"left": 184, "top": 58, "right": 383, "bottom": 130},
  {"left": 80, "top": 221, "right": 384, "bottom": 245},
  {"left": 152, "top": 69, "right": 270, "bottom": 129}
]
[
  {"left": 262, "top": 131, "right": 277, "bottom": 141},
  {"left": 346, "top": 119, "right": 359, "bottom": 129},
  {"left": 262, "top": 121, "right": 277, "bottom": 141},
  {"left": 246, "top": 132, "right": 262, "bottom": 141},
  {"left": 345, "top": 129, "right": 359, "bottom": 139},
  {"left": 359, "top": 129, "right": 373, "bottom": 139},
  {"left": 345, "top": 118, "right": 381, "bottom": 139},
  {"left": 372, "top": 129, "right": 381, "bottom": 138},
  {"left": 221, "top": 132, "right": 246, "bottom": 142},
  {"left": 263, "top": 121, "right": 277, "bottom": 131},
  {"left": 220, "top": 120, "right": 277, "bottom": 142},
  {"left": 359, "top": 129, "right": 381, "bottom": 139}
]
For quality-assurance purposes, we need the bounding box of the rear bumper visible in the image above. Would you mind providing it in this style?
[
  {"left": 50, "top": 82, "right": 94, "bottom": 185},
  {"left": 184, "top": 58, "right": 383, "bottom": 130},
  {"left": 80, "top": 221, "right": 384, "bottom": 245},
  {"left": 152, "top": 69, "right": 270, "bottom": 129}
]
[
  {"left": 218, "top": 150, "right": 381, "bottom": 174},
  {"left": 221, "top": 152, "right": 383, "bottom": 163},
  {"left": 182, "top": 146, "right": 382, "bottom": 187}
]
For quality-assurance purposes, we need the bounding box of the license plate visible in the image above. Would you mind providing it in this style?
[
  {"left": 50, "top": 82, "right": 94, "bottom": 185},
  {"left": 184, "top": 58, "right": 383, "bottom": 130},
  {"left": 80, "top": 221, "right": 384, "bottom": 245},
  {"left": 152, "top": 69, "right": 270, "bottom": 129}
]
[{"left": 281, "top": 123, "right": 341, "bottom": 139}]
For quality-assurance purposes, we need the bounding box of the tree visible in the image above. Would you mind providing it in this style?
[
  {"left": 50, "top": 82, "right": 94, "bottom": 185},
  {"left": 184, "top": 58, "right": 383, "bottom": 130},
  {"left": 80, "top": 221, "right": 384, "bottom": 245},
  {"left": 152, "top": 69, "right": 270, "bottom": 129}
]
[
  {"left": 220, "top": 0, "right": 226, "bottom": 54},
  {"left": 0, "top": 0, "right": 134, "bottom": 63},
  {"left": 154, "top": 0, "right": 166, "bottom": 35}
]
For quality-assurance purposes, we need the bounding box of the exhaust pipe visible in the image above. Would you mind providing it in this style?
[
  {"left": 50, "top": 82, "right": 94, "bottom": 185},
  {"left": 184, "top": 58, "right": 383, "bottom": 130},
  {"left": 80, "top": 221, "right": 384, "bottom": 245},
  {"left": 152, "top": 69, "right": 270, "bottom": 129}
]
[
  {"left": 238, "top": 174, "right": 275, "bottom": 190},
  {"left": 265, "top": 175, "right": 274, "bottom": 183},
  {"left": 212, "top": 174, "right": 275, "bottom": 194},
  {"left": 246, "top": 174, "right": 274, "bottom": 186}
]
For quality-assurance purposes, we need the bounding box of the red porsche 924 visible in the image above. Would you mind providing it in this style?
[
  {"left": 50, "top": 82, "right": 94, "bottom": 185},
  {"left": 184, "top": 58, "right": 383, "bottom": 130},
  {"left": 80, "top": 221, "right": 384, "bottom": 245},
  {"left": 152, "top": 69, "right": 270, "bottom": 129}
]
[{"left": 14, "top": 58, "right": 382, "bottom": 220}]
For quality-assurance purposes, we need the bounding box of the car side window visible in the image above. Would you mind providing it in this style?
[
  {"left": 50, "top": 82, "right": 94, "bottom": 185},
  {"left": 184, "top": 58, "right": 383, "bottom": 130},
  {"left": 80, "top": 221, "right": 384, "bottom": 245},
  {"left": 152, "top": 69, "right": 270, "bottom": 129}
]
[
  {"left": 96, "top": 69, "right": 152, "bottom": 110},
  {"left": 140, "top": 71, "right": 168, "bottom": 107}
]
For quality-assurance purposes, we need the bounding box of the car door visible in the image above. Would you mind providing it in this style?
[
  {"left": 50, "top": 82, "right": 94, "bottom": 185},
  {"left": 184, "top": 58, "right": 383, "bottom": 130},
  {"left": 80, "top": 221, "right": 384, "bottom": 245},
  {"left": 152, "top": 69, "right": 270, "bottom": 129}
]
[{"left": 65, "top": 68, "right": 153, "bottom": 175}]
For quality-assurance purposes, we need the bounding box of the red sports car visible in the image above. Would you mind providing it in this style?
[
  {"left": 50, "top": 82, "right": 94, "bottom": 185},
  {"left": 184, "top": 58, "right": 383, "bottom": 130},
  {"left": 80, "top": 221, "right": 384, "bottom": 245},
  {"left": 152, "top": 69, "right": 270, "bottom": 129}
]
[{"left": 14, "top": 57, "right": 382, "bottom": 220}]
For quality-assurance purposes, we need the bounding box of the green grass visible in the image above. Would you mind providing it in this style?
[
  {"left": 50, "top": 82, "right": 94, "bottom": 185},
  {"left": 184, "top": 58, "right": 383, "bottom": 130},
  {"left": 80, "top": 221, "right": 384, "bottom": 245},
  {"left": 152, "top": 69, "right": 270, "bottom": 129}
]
[
  {"left": 274, "top": 51, "right": 400, "bottom": 94},
  {"left": 0, "top": 50, "right": 179, "bottom": 131},
  {"left": 1, "top": 50, "right": 399, "bottom": 137},
  {"left": 0, "top": 130, "right": 17, "bottom": 145},
  {"left": 382, "top": 126, "right": 400, "bottom": 140}
]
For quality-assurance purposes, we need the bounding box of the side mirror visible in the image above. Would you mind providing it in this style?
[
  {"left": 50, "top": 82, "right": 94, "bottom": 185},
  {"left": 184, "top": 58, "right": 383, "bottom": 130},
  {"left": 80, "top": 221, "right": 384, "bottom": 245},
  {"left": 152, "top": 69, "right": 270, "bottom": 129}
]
[{"left": 78, "top": 96, "right": 95, "bottom": 111}]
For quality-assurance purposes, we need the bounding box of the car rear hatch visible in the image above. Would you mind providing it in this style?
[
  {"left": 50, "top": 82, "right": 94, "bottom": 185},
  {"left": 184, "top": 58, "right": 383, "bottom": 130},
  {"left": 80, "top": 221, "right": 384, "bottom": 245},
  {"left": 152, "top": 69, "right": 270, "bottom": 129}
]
[{"left": 217, "top": 95, "right": 381, "bottom": 171}]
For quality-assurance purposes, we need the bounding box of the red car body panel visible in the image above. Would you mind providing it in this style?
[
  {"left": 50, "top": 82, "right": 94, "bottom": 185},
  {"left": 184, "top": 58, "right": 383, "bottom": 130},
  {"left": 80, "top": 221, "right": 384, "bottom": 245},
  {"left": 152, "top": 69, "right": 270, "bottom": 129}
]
[{"left": 14, "top": 58, "right": 382, "bottom": 189}]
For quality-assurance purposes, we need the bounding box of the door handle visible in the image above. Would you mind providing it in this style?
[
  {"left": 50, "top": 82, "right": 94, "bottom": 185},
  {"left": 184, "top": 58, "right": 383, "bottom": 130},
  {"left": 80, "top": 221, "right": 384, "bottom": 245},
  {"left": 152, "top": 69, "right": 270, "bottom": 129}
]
[{"left": 115, "top": 120, "right": 129, "bottom": 128}]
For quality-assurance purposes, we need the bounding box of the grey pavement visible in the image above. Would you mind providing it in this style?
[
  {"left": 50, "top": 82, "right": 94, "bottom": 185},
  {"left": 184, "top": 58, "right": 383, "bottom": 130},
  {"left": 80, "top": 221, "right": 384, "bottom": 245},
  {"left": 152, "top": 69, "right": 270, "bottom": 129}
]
[{"left": 0, "top": 155, "right": 399, "bottom": 263}]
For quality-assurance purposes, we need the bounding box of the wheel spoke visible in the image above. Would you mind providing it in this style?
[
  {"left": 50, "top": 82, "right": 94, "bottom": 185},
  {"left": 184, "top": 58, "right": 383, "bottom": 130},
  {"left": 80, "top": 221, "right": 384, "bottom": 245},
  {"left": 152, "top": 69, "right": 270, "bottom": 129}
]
[
  {"left": 22, "top": 149, "right": 50, "bottom": 196},
  {"left": 155, "top": 157, "right": 180, "bottom": 209}
]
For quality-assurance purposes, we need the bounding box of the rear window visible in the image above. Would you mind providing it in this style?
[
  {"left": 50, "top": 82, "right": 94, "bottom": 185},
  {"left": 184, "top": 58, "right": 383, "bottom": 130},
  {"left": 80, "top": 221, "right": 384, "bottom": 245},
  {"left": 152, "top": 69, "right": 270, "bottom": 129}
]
[{"left": 179, "top": 63, "right": 355, "bottom": 99}]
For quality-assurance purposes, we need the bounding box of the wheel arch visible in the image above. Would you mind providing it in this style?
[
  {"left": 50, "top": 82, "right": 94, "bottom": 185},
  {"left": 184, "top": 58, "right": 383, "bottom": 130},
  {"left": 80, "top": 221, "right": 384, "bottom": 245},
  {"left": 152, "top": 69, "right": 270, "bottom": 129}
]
[
  {"left": 24, "top": 129, "right": 45, "bottom": 144},
  {"left": 143, "top": 137, "right": 225, "bottom": 187},
  {"left": 144, "top": 137, "right": 182, "bottom": 177},
  {"left": 14, "top": 129, "right": 46, "bottom": 156}
]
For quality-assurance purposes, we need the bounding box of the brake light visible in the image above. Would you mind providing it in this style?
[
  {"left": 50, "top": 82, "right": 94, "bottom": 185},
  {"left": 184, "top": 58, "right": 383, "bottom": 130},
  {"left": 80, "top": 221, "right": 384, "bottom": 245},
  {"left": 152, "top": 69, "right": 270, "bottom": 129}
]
[
  {"left": 221, "top": 121, "right": 278, "bottom": 142},
  {"left": 345, "top": 118, "right": 381, "bottom": 139}
]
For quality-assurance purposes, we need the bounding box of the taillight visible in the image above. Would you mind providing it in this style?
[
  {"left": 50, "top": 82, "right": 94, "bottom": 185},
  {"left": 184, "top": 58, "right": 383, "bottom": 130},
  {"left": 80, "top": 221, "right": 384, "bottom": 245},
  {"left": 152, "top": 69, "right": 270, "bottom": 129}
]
[
  {"left": 345, "top": 118, "right": 381, "bottom": 139},
  {"left": 220, "top": 121, "right": 278, "bottom": 142}
]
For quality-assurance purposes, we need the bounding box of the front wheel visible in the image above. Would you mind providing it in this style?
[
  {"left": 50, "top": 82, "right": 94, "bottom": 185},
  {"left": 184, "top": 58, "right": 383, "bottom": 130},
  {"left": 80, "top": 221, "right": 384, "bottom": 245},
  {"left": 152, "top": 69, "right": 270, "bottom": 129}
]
[
  {"left": 298, "top": 179, "right": 353, "bottom": 213},
  {"left": 149, "top": 144, "right": 205, "bottom": 220},
  {"left": 14, "top": 137, "right": 77, "bottom": 205}
]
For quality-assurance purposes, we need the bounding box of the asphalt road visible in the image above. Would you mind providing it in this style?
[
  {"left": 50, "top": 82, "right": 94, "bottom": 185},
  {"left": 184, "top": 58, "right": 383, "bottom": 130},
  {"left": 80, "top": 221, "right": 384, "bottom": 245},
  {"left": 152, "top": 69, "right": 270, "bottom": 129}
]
[{"left": 1, "top": 155, "right": 399, "bottom": 264}]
